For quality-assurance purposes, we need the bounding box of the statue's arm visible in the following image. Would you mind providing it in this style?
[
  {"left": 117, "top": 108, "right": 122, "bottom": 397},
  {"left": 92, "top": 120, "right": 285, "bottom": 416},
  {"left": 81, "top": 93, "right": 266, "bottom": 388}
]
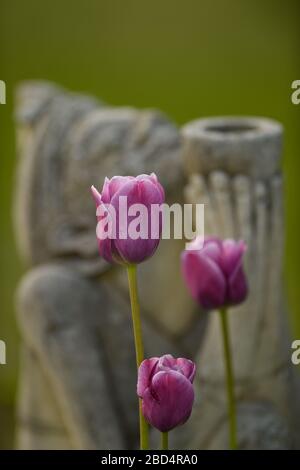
[{"left": 16, "top": 264, "right": 125, "bottom": 449}]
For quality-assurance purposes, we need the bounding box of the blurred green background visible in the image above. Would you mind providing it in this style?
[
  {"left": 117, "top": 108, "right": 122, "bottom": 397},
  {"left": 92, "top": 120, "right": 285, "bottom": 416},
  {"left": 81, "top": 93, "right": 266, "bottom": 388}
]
[{"left": 0, "top": 0, "right": 299, "bottom": 449}]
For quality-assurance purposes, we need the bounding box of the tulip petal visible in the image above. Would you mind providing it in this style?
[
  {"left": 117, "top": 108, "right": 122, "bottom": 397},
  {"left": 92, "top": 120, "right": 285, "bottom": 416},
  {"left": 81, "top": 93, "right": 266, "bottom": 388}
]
[
  {"left": 221, "top": 239, "right": 247, "bottom": 276},
  {"left": 181, "top": 251, "right": 226, "bottom": 309},
  {"left": 142, "top": 370, "right": 194, "bottom": 432},
  {"left": 201, "top": 238, "right": 223, "bottom": 264},
  {"left": 100, "top": 177, "right": 111, "bottom": 204},
  {"left": 96, "top": 215, "right": 120, "bottom": 264},
  {"left": 158, "top": 354, "right": 177, "bottom": 370},
  {"left": 137, "top": 357, "right": 159, "bottom": 398},
  {"left": 90, "top": 185, "right": 102, "bottom": 206},
  {"left": 149, "top": 173, "right": 165, "bottom": 200},
  {"left": 91, "top": 186, "right": 113, "bottom": 263},
  {"left": 227, "top": 264, "right": 248, "bottom": 305},
  {"left": 157, "top": 355, "right": 196, "bottom": 383},
  {"left": 177, "top": 358, "right": 196, "bottom": 383},
  {"left": 93, "top": 196, "right": 123, "bottom": 264},
  {"left": 186, "top": 237, "right": 222, "bottom": 263},
  {"left": 109, "top": 176, "right": 134, "bottom": 201}
]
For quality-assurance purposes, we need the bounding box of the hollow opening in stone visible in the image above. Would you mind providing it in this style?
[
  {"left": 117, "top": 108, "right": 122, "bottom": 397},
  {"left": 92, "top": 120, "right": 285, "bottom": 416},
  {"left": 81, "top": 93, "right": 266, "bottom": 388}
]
[{"left": 205, "top": 123, "right": 257, "bottom": 134}]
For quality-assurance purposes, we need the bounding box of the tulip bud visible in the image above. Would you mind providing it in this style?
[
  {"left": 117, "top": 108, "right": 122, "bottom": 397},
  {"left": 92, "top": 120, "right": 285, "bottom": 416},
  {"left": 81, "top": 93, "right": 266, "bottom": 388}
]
[
  {"left": 91, "top": 173, "right": 165, "bottom": 265},
  {"left": 137, "top": 354, "right": 196, "bottom": 432},
  {"left": 181, "top": 236, "right": 248, "bottom": 310}
]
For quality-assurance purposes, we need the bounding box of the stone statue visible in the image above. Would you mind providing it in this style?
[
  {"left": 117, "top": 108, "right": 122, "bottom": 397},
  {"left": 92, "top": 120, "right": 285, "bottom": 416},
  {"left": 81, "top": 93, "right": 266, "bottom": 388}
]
[{"left": 13, "top": 82, "right": 300, "bottom": 449}]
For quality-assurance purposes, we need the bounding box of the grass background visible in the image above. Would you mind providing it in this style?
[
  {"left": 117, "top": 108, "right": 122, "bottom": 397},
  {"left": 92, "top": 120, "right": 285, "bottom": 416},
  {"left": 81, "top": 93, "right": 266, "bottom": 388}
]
[{"left": 0, "top": 0, "right": 299, "bottom": 448}]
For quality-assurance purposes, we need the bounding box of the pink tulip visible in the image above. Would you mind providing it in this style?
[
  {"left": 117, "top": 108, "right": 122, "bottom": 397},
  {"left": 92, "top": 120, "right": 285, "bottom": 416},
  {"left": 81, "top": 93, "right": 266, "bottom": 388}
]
[
  {"left": 137, "top": 354, "right": 196, "bottom": 432},
  {"left": 181, "top": 236, "right": 248, "bottom": 310},
  {"left": 91, "top": 173, "right": 165, "bottom": 265}
]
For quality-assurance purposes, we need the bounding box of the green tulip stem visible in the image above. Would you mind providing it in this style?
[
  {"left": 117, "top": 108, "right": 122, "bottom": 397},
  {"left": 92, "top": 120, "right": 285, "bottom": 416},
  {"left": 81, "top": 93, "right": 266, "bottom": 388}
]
[
  {"left": 127, "top": 264, "right": 149, "bottom": 450},
  {"left": 219, "top": 307, "right": 237, "bottom": 450},
  {"left": 161, "top": 432, "right": 169, "bottom": 450}
]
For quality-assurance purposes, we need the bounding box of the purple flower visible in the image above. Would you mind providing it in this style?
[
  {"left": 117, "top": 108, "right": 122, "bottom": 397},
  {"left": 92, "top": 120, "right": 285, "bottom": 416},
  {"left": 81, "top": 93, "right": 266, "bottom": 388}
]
[
  {"left": 137, "top": 354, "right": 196, "bottom": 432},
  {"left": 181, "top": 236, "right": 248, "bottom": 310},
  {"left": 91, "top": 173, "right": 165, "bottom": 265}
]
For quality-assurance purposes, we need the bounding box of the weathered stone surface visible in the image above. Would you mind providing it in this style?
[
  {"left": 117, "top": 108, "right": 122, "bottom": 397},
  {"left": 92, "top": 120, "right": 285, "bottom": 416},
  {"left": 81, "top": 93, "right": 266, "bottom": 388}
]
[
  {"left": 182, "top": 116, "right": 282, "bottom": 179},
  {"left": 14, "top": 84, "right": 300, "bottom": 449},
  {"left": 16, "top": 346, "right": 72, "bottom": 449}
]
